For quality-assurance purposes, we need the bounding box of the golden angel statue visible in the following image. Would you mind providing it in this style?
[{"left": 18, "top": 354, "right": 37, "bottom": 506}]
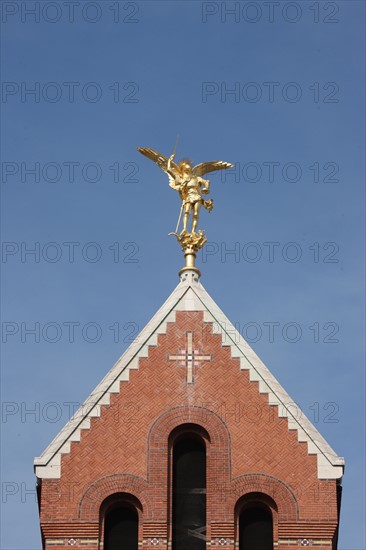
[{"left": 137, "top": 146, "right": 233, "bottom": 236}]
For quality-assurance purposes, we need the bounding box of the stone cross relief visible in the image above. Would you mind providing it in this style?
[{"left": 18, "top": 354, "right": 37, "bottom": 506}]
[{"left": 168, "top": 331, "right": 212, "bottom": 384}]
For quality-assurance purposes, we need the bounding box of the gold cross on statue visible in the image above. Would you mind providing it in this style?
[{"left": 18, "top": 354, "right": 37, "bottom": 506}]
[{"left": 168, "top": 332, "right": 212, "bottom": 384}]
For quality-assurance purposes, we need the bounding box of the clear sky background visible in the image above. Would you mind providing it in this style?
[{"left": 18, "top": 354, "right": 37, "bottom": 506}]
[{"left": 1, "top": 1, "right": 365, "bottom": 548}]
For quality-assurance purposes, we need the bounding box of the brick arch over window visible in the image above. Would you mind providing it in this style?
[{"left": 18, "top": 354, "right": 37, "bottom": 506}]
[
  {"left": 147, "top": 406, "right": 232, "bottom": 522},
  {"left": 78, "top": 474, "right": 151, "bottom": 520},
  {"left": 229, "top": 474, "right": 298, "bottom": 521},
  {"left": 148, "top": 406, "right": 231, "bottom": 453}
]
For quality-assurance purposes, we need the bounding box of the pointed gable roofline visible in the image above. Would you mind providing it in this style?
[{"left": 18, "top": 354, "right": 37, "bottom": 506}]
[{"left": 34, "top": 271, "right": 344, "bottom": 480}]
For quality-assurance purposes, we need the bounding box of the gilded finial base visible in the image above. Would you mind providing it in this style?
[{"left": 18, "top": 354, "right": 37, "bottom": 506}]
[{"left": 169, "top": 230, "right": 206, "bottom": 279}]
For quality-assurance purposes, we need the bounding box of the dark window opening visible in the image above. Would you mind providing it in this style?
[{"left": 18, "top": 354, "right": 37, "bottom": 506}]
[
  {"left": 172, "top": 437, "right": 206, "bottom": 550},
  {"left": 104, "top": 505, "right": 138, "bottom": 550},
  {"left": 239, "top": 506, "right": 273, "bottom": 550}
]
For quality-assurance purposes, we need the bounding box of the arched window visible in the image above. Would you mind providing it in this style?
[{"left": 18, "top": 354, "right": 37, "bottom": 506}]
[
  {"left": 101, "top": 494, "right": 140, "bottom": 550},
  {"left": 172, "top": 435, "right": 206, "bottom": 550},
  {"left": 239, "top": 504, "right": 273, "bottom": 550}
]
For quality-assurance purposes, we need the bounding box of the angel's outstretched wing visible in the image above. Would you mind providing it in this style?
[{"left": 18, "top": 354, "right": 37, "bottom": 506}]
[
  {"left": 192, "top": 161, "right": 233, "bottom": 177},
  {"left": 137, "top": 147, "right": 179, "bottom": 175}
]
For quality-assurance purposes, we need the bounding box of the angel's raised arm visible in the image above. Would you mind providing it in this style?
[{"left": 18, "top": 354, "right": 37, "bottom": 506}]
[{"left": 166, "top": 154, "right": 176, "bottom": 178}]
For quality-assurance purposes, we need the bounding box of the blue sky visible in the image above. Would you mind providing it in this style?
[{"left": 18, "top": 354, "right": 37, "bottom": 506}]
[{"left": 1, "top": 1, "right": 365, "bottom": 548}]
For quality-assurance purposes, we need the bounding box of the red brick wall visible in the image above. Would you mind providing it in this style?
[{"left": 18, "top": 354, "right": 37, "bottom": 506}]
[{"left": 38, "top": 311, "right": 339, "bottom": 549}]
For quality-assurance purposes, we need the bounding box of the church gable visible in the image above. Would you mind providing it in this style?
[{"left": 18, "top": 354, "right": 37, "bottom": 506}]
[
  {"left": 35, "top": 275, "right": 344, "bottom": 484},
  {"left": 35, "top": 274, "right": 344, "bottom": 548}
]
